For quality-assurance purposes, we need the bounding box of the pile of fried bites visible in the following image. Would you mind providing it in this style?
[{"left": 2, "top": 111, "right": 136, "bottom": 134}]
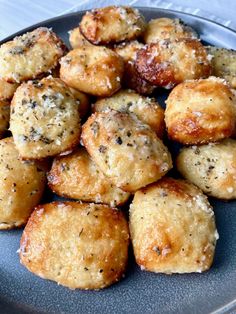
[{"left": 0, "top": 6, "right": 236, "bottom": 290}]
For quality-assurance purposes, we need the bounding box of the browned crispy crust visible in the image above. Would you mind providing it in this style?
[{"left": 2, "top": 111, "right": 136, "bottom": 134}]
[
  {"left": 47, "top": 148, "right": 130, "bottom": 206},
  {"left": 80, "top": 6, "right": 146, "bottom": 45},
  {"left": 0, "top": 100, "right": 10, "bottom": 139},
  {"left": 165, "top": 77, "right": 235, "bottom": 144},
  {"left": 69, "top": 26, "right": 94, "bottom": 49},
  {"left": 0, "top": 79, "right": 19, "bottom": 101},
  {"left": 123, "top": 61, "right": 156, "bottom": 95},
  {"left": 20, "top": 201, "right": 129, "bottom": 290},
  {"left": 114, "top": 41, "right": 155, "bottom": 95},
  {"left": 135, "top": 39, "right": 211, "bottom": 88},
  {"left": 129, "top": 177, "right": 218, "bottom": 274},
  {"left": 60, "top": 46, "right": 124, "bottom": 97}
]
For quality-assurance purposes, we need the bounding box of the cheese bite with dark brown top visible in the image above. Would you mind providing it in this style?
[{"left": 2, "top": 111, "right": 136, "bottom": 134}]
[
  {"left": 165, "top": 77, "right": 235, "bottom": 144},
  {"left": 135, "top": 38, "right": 211, "bottom": 89}
]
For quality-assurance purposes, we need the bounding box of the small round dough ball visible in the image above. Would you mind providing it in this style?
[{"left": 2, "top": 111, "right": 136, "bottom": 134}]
[
  {"left": 177, "top": 139, "right": 236, "bottom": 200},
  {"left": 0, "top": 79, "right": 18, "bottom": 101},
  {"left": 80, "top": 6, "right": 146, "bottom": 45},
  {"left": 114, "top": 41, "right": 155, "bottom": 95},
  {"left": 129, "top": 177, "right": 218, "bottom": 274},
  {"left": 0, "top": 137, "right": 46, "bottom": 229},
  {"left": 0, "top": 27, "right": 67, "bottom": 83},
  {"left": 60, "top": 46, "right": 124, "bottom": 97},
  {"left": 10, "top": 77, "right": 81, "bottom": 159},
  {"left": 20, "top": 201, "right": 129, "bottom": 290},
  {"left": 165, "top": 77, "right": 235, "bottom": 145},
  {"left": 69, "top": 26, "right": 94, "bottom": 49},
  {"left": 68, "top": 87, "right": 90, "bottom": 119},
  {"left": 47, "top": 148, "right": 130, "bottom": 206},
  {"left": 0, "top": 100, "right": 10, "bottom": 139},
  {"left": 82, "top": 110, "right": 172, "bottom": 192},
  {"left": 143, "top": 18, "right": 197, "bottom": 44},
  {"left": 135, "top": 39, "right": 211, "bottom": 88},
  {"left": 206, "top": 46, "right": 236, "bottom": 88},
  {"left": 94, "top": 89, "right": 165, "bottom": 138},
  {"left": 114, "top": 40, "right": 144, "bottom": 61}
]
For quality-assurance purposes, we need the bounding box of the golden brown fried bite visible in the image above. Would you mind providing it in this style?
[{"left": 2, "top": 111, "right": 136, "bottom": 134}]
[
  {"left": 94, "top": 89, "right": 165, "bottom": 138},
  {"left": 206, "top": 46, "right": 236, "bottom": 88},
  {"left": 143, "top": 18, "right": 197, "bottom": 43},
  {"left": 20, "top": 201, "right": 129, "bottom": 290},
  {"left": 10, "top": 77, "right": 81, "bottom": 159},
  {"left": 165, "top": 77, "right": 235, "bottom": 145},
  {"left": 47, "top": 148, "right": 130, "bottom": 206},
  {"left": 135, "top": 39, "right": 211, "bottom": 88},
  {"left": 80, "top": 6, "right": 146, "bottom": 45},
  {"left": 0, "top": 138, "right": 46, "bottom": 230},
  {"left": 68, "top": 87, "right": 90, "bottom": 119},
  {"left": 0, "top": 79, "right": 18, "bottom": 101},
  {"left": 177, "top": 139, "right": 236, "bottom": 200},
  {"left": 114, "top": 41, "right": 155, "bottom": 95},
  {"left": 60, "top": 46, "right": 124, "bottom": 97},
  {"left": 0, "top": 101, "right": 10, "bottom": 139},
  {"left": 82, "top": 111, "right": 172, "bottom": 192},
  {"left": 69, "top": 26, "right": 93, "bottom": 49},
  {"left": 114, "top": 40, "right": 144, "bottom": 61},
  {"left": 0, "top": 27, "right": 67, "bottom": 83},
  {"left": 129, "top": 177, "right": 218, "bottom": 274}
]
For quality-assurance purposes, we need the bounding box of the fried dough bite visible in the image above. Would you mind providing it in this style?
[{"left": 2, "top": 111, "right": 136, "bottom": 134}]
[
  {"left": 165, "top": 77, "right": 235, "bottom": 145},
  {"left": 0, "top": 137, "right": 46, "bottom": 230},
  {"left": 0, "top": 27, "right": 67, "bottom": 83},
  {"left": 0, "top": 79, "right": 18, "bottom": 101},
  {"left": 231, "top": 89, "right": 236, "bottom": 136},
  {"left": 47, "top": 148, "right": 130, "bottom": 206},
  {"left": 129, "top": 177, "right": 218, "bottom": 274},
  {"left": 135, "top": 39, "right": 211, "bottom": 88},
  {"left": 20, "top": 201, "right": 129, "bottom": 290},
  {"left": 0, "top": 79, "right": 17, "bottom": 138},
  {"left": 10, "top": 77, "right": 81, "bottom": 159},
  {"left": 206, "top": 46, "right": 236, "bottom": 88},
  {"left": 0, "top": 101, "right": 10, "bottom": 139},
  {"left": 69, "top": 26, "right": 93, "bottom": 49},
  {"left": 143, "top": 18, "right": 197, "bottom": 44},
  {"left": 60, "top": 46, "right": 124, "bottom": 97},
  {"left": 80, "top": 6, "right": 146, "bottom": 45},
  {"left": 82, "top": 110, "right": 172, "bottom": 192},
  {"left": 93, "top": 89, "right": 165, "bottom": 138},
  {"left": 114, "top": 41, "right": 155, "bottom": 95},
  {"left": 177, "top": 139, "right": 236, "bottom": 200},
  {"left": 68, "top": 87, "right": 90, "bottom": 119}
]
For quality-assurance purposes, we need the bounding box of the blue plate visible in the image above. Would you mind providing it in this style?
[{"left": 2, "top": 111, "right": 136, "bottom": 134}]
[{"left": 0, "top": 7, "right": 236, "bottom": 314}]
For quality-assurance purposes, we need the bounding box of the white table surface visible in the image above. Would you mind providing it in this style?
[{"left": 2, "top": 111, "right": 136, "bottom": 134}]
[{"left": 0, "top": 0, "right": 235, "bottom": 40}]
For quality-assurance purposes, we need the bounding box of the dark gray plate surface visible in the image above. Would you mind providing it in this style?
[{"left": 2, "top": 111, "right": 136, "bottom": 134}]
[{"left": 0, "top": 7, "right": 236, "bottom": 314}]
